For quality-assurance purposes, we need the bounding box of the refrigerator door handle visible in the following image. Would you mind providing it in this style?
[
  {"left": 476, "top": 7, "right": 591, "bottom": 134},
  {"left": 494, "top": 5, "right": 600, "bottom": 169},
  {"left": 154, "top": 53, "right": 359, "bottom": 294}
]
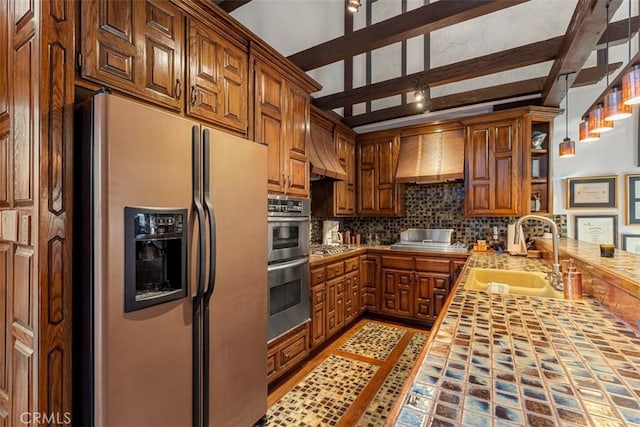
[
  {"left": 191, "top": 125, "right": 206, "bottom": 427},
  {"left": 203, "top": 128, "right": 217, "bottom": 302},
  {"left": 201, "top": 128, "right": 217, "bottom": 427}
]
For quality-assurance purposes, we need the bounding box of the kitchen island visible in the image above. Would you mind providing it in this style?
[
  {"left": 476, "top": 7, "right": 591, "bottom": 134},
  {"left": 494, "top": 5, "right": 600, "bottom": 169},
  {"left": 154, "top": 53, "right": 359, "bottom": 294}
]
[{"left": 389, "top": 248, "right": 640, "bottom": 426}]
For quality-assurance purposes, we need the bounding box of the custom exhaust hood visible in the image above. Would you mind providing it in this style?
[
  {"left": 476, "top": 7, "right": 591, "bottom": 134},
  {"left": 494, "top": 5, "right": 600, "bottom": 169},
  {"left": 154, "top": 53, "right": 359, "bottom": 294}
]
[
  {"left": 309, "top": 120, "right": 347, "bottom": 181},
  {"left": 396, "top": 128, "right": 465, "bottom": 184}
]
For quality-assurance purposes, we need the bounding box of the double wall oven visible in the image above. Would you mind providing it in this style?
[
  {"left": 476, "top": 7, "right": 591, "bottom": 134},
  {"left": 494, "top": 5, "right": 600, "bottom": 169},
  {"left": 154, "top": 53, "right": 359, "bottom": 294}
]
[{"left": 267, "top": 195, "right": 310, "bottom": 341}]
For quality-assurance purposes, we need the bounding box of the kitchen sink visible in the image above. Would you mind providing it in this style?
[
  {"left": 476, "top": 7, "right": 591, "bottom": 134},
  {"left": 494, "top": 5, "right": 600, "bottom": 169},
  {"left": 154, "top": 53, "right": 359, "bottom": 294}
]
[{"left": 463, "top": 268, "right": 563, "bottom": 298}]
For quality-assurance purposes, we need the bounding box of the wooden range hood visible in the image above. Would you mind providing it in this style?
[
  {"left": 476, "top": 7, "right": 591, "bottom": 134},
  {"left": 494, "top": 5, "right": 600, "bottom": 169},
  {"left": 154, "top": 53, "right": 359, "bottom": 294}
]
[
  {"left": 309, "top": 118, "right": 348, "bottom": 180},
  {"left": 396, "top": 127, "right": 465, "bottom": 184}
]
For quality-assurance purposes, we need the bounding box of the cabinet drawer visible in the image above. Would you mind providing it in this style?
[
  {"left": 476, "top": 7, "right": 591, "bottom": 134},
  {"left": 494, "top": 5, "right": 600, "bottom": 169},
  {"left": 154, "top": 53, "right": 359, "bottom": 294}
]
[
  {"left": 311, "top": 267, "right": 326, "bottom": 286},
  {"left": 381, "top": 256, "right": 414, "bottom": 270},
  {"left": 415, "top": 258, "right": 451, "bottom": 273},
  {"left": 280, "top": 334, "right": 307, "bottom": 366},
  {"left": 344, "top": 257, "right": 359, "bottom": 273},
  {"left": 326, "top": 261, "right": 345, "bottom": 280}
]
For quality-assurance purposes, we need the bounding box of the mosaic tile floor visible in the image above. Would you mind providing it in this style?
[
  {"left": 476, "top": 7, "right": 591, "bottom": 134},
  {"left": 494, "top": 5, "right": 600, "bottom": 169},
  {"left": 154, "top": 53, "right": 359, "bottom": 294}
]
[
  {"left": 339, "top": 322, "right": 408, "bottom": 361},
  {"left": 267, "top": 321, "right": 429, "bottom": 426},
  {"left": 266, "top": 354, "right": 378, "bottom": 426},
  {"left": 356, "top": 333, "right": 428, "bottom": 427}
]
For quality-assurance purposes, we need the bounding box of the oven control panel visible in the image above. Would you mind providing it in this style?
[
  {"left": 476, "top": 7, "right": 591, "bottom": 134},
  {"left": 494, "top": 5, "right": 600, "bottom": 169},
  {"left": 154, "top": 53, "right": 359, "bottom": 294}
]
[{"left": 267, "top": 195, "right": 310, "bottom": 217}]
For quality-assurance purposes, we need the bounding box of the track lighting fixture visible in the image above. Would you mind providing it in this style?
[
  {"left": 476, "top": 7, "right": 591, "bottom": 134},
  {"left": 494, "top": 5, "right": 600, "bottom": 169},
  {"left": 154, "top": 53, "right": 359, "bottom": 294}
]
[{"left": 347, "top": 0, "right": 361, "bottom": 13}]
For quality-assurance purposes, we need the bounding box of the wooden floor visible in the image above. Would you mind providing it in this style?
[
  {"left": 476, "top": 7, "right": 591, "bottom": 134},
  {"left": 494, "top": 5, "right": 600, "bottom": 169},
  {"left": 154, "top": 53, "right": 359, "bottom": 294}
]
[{"left": 267, "top": 317, "right": 430, "bottom": 426}]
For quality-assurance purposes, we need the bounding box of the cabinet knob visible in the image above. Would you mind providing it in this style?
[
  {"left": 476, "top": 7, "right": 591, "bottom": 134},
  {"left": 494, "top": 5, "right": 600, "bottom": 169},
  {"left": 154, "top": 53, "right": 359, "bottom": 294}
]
[{"left": 175, "top": 79, "right": 182, "bottom": 99}]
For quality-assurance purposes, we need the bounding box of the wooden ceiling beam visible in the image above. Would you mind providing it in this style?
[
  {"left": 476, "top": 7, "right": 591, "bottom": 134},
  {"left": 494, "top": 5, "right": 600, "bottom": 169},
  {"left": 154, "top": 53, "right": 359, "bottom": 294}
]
[
  {"left": 215, "top": 0, "right": 252, "bottom": 13},
  {"left": 288, "top": 0, "right": 528, "bottom": 71},
  {"left": 313, "top": 36, "right": 563, "bottom": 110},
  {"left": 573, "top": 62, "right": 622, "bottom": 87},
  {"left": 541, "top": 0, "right": 623, "bottom": 107},
  {"left": 314, "top": 14, "right": 635, "bottom": 114},
  {"left": 344, "top": 78, "right": 545, "bottom": 127}
]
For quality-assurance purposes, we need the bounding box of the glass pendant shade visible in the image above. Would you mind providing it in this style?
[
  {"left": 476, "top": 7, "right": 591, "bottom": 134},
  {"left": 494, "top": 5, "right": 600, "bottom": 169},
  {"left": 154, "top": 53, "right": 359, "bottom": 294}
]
[
  {"left": 588, "top": 104, "right": 614, "bottom": 133},
  {"left": 578, "top": 120, "right": 600, "bottom": 142},
  {"left": 622, "top": 64, "right": 640, "bottom": 105},
  {"left": 604, "top": 87, "right": 632, "bottom": 120},
  {"left": 559, "top": 137, "right": 576, "bottom": 157}
]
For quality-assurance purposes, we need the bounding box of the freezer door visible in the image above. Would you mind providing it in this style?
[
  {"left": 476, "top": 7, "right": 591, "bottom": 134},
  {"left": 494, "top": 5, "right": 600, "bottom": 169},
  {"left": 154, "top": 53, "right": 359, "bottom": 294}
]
[
  {"left": 92, "top": 93, "right": 195, "bottom": 426},
  {"left": 203, "top": 127, "right": 268, "bottom": 426}
]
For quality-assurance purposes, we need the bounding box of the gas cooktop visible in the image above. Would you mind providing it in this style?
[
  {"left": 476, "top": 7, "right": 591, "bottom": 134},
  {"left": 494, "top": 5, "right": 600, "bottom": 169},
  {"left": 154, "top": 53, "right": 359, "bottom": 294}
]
[{"left": 310, "top": 244, "right": 354, "bottom": 257}]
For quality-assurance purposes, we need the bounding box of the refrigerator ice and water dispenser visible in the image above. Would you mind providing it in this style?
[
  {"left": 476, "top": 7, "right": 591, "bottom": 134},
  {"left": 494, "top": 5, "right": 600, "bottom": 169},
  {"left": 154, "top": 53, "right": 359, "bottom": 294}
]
[{"left": 124, "top": 207, "right": 188, "bottom": 312}]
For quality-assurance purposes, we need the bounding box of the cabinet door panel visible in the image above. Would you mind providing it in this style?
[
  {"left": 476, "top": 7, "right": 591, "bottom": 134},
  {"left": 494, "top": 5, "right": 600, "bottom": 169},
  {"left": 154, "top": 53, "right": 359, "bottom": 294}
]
[
  {"left": 285, "top": 84, "right": 309, "bottom": 196},
  {"left": 471, "top": 129, "right": 490, "bottom": 180},
  {"left": 414, "top": 274, "right": 432, "bottom": 320},
  {"left": 138, "top": 0, "right": 183, "bottom": 109},
  {"left": 220, "top": 46, "right": 246, "bottom": 126},
  {"left": 189, "top": 22, "right": 220, "bottom": 116},
  {"left": 260, "top": 115, "right": 284, "bottom": 192}
]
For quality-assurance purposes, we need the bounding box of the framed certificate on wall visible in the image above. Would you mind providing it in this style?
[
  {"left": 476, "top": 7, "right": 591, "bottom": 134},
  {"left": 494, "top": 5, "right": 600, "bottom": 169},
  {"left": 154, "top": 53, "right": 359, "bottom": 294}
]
[
  {"left": 574, "top": 215, "right": 618, "bottom": 247},
  {"left": 566, "top": 176, "right": 617, "bottom": 208},
  {"left": 625, "top": 174, "right": 640, "bottom": 224}
]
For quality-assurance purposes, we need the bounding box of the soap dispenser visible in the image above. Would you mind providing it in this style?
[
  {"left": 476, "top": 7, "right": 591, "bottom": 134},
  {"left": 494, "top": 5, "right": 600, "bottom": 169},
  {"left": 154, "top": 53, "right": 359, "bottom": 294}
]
[{"left": 563, "top": 259, "right": 582, "bottom": 300}]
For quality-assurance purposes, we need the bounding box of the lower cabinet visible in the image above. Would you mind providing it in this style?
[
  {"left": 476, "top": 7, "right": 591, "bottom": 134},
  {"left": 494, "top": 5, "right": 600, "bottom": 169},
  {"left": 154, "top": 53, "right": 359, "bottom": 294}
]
[
  {"left": 378, "top": 254, "right": 465, "bottom": 323},
  {"left": 310, "top": 255, "right": 361, "bottom": 350},
  {"left": 267, "top": 322, "right": 309, "bottom": 384}
]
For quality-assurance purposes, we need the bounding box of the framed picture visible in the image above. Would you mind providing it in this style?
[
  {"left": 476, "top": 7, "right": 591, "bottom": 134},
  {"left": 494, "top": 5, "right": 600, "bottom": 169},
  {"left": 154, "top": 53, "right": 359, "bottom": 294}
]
[
  {"left": 621, "top": 234, "right": 640, "bottom": 253},
  {"left": 566, "top": 175, "right": 617, "bottom": 208},
  {"left": 574, "top": 215, "right": 618, "bottom": 247},
  {"left": 625, "top": 174, "right": 640, "bottom": 224}
]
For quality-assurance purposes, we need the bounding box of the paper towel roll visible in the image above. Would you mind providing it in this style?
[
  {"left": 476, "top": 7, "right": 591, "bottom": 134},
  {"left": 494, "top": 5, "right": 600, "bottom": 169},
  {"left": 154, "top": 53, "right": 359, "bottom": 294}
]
[{"left": 507, "top": 224, "right": 527, "bottom": 254}]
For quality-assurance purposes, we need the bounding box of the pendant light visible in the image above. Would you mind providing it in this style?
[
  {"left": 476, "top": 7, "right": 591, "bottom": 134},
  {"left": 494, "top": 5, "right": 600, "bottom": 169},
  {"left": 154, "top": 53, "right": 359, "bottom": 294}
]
[
  {"left": 604, "top": 1, "right": 632, "bottom": 120},
  {"left": 559, "top": 74, "right": 576, "bottom": 158},
  {"left": 578, "top": 119, "right": 600, "bottom": 142},
  {"left": 589, "top": 103, "right": 614, "bottom": 133},
  {"left": 622, "top": 0, "right": 640, "bottom": 104}
]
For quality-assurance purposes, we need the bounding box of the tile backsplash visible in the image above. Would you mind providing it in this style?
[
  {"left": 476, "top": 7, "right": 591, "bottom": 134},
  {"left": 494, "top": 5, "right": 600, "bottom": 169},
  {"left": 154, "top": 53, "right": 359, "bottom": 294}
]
[{"left": 311, "top": 183, "right": 567, "bottom": 246}]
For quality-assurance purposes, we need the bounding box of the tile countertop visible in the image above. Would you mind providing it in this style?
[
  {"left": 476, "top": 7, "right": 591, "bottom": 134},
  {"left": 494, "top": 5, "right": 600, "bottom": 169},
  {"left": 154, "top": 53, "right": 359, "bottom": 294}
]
[{"left": 390, "top": 252, "right": 640, "bottom": 427}]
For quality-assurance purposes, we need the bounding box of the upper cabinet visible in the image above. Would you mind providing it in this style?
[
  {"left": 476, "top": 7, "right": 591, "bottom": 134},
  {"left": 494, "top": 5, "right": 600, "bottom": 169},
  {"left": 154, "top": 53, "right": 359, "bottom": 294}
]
[
  {"left": 334, "top": 127, "right": 357, "bottom": 215},
  {"left": 356, "top": 133, "right": 405, "bottom": 216},
  {"left": 463, "top": 107, "right": 559, "bottom": 216},
  {"left": 254, "top": 58, "right": 311, "bottom": 197},
  {"left": 80, "top": 0, "right": 185, "bottom": 111},
  {"left": 187, "top": 18, "right": 248, "bottom": 132},
  {"left": 310, "top": 107, "right": 357, "bottom": 217}
]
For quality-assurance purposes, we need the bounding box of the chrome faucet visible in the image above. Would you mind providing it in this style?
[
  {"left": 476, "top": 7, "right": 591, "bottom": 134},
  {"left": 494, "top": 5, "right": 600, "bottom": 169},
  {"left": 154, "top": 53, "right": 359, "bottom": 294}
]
[{"left": 514, "top": 214, "right": 563, "bottom": 290}]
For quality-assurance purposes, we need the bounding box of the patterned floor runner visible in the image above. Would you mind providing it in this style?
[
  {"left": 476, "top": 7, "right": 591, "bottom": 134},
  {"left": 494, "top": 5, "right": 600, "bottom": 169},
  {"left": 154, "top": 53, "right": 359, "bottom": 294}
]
[
  {"left": 266, "top": 354, "right": 378, "bottom": 426},
  {"left": 266, "top": 322, "right": 429, "bottom": 426},
  {"left": 338, "top": 322, "right": 407, "bottom": 361},
  {"left": 356, "top": 332, "right": 428, "bottom": 427}
]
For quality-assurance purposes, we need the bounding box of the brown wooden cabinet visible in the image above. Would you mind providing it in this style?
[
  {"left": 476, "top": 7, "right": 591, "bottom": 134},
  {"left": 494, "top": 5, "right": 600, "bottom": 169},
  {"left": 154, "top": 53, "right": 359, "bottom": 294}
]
[
  {"left": 254, "top": 59, "right": 310, "bottom": 197},
  {"left": 309, "top": 255, "right": 361, "bottom": 350},
  {"left": 356, "top": 134, "right": 404, "bottom": 216},
  {"left": 187, "top": 18, "right": 248, "bottom": 132},
  {"left": 81, "top": 0, "right": 185, "bottom": 111},
  {"left": 311, "top": 119, "right": 357, "bottom": 217},
  {"left": 267, "top": 322, "right": 309, "bottom": 384},
  {"left": 381, "top": 269, "right": 413, "bottom": 317},
  {"left": 335, "top": 128, "right": 357, "bottom": 215},
  {"left": 463, "top": 107, "right": 559, "bottom": 216},
  {"left": 465, "top": 118, "right": 521, "bottom": 215},
  {"left": 360, "top": 254, "right": 380, "bottom": 310},
  {"left": 375, "top": 253, "right": 466, "bottom": 323}
]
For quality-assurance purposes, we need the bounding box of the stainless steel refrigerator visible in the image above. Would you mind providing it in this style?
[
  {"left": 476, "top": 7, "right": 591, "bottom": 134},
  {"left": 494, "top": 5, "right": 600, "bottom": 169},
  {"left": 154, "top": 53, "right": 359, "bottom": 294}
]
[{"left": 74, "top": 91, "right": 268, "bottom": 426}]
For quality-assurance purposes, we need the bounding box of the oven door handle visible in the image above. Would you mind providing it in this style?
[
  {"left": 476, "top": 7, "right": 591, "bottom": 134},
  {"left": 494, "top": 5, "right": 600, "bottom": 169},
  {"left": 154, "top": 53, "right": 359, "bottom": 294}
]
[
  {"left": 267, "top": 257, "right": 309, "bottom": 272},
  {"left": 267, "top": 216, "right": 310, "bottom": 223}
]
